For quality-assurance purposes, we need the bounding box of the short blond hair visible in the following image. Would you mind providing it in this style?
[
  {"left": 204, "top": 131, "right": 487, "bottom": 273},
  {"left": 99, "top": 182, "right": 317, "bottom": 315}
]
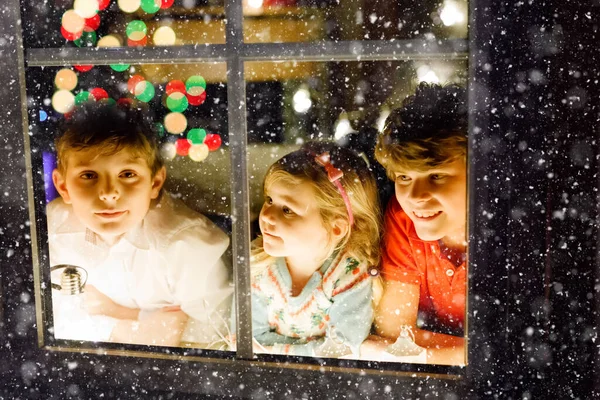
[
  {"left": 375, "top": 82, "right": 467, "bottom": 178},
  {"left": 55, "top": 103, "right": 163, "bottom": 175},
  {"left": 255, "top": 141, "right": 381, "bottom": 274}
]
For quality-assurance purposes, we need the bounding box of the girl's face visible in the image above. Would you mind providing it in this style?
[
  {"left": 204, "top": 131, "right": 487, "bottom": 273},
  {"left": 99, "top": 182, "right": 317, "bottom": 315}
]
[
  {"left": 394, "top": 158, "right": 467, "bottom": 247},
  {"left": 259, "top": 179, "right": 332, "bottom": 263}
]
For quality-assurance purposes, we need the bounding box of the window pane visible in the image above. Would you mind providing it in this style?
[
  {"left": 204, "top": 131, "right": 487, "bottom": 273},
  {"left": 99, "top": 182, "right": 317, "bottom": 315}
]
[
  {"left": 242, "top": 0, "right": 468, "bottom": 43},
  {"left": 247, "top": 59, "right": 468, "bottom": 365},
  {"left": 27, "top": 63, "right": 235, "bottom": 352},
  {"left": 21, "top": 1, "right": 226, "bottom": 48}
]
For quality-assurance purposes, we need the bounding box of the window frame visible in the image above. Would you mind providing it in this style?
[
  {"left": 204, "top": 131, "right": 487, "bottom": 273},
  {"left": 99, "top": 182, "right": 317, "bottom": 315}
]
[{"left": 4, "top": 0, "right": 478, "bottom": 386}]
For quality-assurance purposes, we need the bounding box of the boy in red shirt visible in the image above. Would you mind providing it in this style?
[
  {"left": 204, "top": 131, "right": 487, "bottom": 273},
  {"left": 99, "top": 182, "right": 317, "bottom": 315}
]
[{"left": 372, "top": 83, "right": 467, "bottom": 365}]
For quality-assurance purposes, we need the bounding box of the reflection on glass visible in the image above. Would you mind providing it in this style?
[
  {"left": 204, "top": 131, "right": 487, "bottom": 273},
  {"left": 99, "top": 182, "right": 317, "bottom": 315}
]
[
  {"left": 246, "top": 60, "right": 467, "bottom": 365},
  {"left": 28, "top": 63, "right": 234, "bottom": 349},
  {"left": 22, "top": 1, "right": 228, "bottom": 48},
  {"left": 242, "top": 0, "right": 468, "bottom": 43}
]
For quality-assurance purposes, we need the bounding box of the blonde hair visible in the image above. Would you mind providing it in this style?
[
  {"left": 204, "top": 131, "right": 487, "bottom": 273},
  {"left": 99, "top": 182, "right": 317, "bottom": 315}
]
[
  {"left": 375, "top": 82, "right": 467, "bottom": 178},
  {"left": 55, "top": 103, "right": 163, "bottom": 176},
  {"left": 251, "top": 142, "right": 382, "bottom": 280}
]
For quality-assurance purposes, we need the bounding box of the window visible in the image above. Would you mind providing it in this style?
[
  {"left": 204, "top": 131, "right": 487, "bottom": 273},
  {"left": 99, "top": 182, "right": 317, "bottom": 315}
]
[{"left": 20, "top": 0, "right": 468, "bottom": 373}]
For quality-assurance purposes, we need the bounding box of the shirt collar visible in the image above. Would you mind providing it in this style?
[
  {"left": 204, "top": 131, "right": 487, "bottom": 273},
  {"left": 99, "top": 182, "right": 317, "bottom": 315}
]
[{"left": 53, "top": 196, "right": 169, "bottom": 251}]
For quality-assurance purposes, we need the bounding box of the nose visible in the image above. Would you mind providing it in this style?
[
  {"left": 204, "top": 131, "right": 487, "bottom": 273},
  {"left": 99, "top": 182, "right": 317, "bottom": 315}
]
[
  {"left": 260, "top": 203, "right": 276, "bottom": 226},
  {"left": 99, "top": 177, "right": 120, "bottom": 202},
  {"left": 407, "top": 178, "right": 432, "bottom": 203}
]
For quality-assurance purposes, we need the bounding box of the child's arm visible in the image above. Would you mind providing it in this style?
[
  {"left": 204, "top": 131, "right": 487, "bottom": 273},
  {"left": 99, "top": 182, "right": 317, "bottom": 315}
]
[
  {"left": 374, "top": 279, "right": 465, "bottom": 364},
  {"left": 84, "top": 284, "right": 140, "bottom": 320},
  {"left": 109, "top": 307, "right": 188, "bottom": 347}
]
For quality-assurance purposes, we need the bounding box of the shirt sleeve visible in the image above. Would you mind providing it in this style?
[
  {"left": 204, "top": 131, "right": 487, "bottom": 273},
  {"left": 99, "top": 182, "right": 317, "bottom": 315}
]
[
  {"left": 165, "top": 220, "right": 233, "bottom": 334},
  {"left": 380, "top": 198, "right": 421, "bottom": 285}
]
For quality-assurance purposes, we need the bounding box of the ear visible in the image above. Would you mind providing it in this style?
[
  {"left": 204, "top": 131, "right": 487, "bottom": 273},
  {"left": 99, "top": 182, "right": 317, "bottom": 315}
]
[
  {"left": 150, "top": 166, "right": 167, "bottom": 199},
  {"left": 330, "top": 217, "right": 349, "bottom": 244},
  {"left": 52, "top": 169, "right": 71, "bottom": 204}
]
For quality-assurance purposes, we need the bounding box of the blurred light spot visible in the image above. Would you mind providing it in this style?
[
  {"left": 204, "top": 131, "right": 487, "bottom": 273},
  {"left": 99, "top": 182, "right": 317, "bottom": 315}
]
[
  {"left": 334, "top": 116, "right": 355, "bottom": 140},
  {"left": 39, "top": 110, "right": 48, "bottom": 122},
  {"left": 153, "top": 26, "right": 176, "bottom": 46},
  {"left": 164, "top": 112, "right": 188, "bottom": 134},
  {"left": 54, "top": 68, "right": 78, "bottom": 91},
  {"left": 118, "top": 0, "right": 141, "bottom": 13},
  {"left": 440, "top": 1, "right": 464, "bottom": 26},
  {"left": 293, "top": 85, "right": 312, "bottom": 114},
  {"left": 52, "top": 90, "right": 76, "bottom": 114}
]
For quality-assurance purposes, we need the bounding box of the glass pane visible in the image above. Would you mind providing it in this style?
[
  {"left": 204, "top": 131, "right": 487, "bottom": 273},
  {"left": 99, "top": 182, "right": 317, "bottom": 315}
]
[
  {"left": 246, "top": 59, "right": 468, "bottom": 365},
  {"left": 242, "top": 0, "right": 468, "bottom": 43},
  {"left": 27, "top": 63, "right": 235, "bottom": 352},
  {"left": 21, "top": 0, "right": 226, "bottom": 48}
]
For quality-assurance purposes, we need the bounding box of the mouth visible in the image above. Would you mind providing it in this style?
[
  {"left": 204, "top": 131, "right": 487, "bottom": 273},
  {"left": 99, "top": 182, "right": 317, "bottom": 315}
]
[
  {"left": 412, "top": 210, "right": 442, "bottom": 220},
  {"left": 95, "top": 210, "right": 127, "bottom": 219},
  {"left": 262, "top": 231, "right": 280, "bottom": 240}
]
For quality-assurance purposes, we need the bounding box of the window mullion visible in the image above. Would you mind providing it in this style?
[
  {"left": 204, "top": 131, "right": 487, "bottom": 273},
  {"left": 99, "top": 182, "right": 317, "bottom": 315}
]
[{"left": 225, "top": 0, "right": 253, "bottom": 360}]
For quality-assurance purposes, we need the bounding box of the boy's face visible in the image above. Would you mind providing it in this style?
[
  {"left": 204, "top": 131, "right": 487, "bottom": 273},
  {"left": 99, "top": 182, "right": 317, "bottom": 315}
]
[
  {"left": 52, "top": 147, "right": 165, "bottom": 244},
  {"left": 393, "top": 158, "right": 467, "bottom": 245}
]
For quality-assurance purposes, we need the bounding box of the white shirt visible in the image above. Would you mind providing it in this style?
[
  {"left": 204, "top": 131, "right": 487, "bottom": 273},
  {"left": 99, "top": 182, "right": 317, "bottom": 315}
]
[{"left": 47, "top": 192, "right": 233, "bottom": 345}]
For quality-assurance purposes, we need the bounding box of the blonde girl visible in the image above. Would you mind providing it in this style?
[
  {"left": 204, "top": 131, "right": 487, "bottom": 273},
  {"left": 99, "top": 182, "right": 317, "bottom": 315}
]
[{"left": 250, "top": 141, "right": 381, "bottom": 357}]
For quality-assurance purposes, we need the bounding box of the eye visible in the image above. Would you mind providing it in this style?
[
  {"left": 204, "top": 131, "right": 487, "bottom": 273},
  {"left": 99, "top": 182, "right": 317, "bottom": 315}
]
[
  {"left": 430, "top": 174, "right": 446, "bottom": 181},
  {"left": 282, "top": 206, "right": 294, "bottom": 216},
  {"left": 395, "top": 174, "right": 411, "bottom": 183},
  {"left": 120, "top": 171, "right": 138, "bottom": 179},
  {"left": 264, "top": 196, "right": 273, "bottom": 205},
  {"left": 79, "top": 172, "right": 97, "bottom": 180}
]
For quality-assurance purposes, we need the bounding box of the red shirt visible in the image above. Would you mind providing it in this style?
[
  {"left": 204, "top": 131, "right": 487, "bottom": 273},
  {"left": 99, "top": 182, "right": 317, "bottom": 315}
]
[{"left": 381, "top": 197, "right": 466, "bottom": 331}]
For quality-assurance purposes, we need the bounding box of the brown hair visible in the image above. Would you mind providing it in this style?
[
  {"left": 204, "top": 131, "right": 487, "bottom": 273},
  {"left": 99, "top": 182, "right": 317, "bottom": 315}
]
[
  {"left": 55, "top": 103, "right": 163, "bottom": 175},
  {"left": 375, "top": 82, "right": 467, "bottom": 178}
]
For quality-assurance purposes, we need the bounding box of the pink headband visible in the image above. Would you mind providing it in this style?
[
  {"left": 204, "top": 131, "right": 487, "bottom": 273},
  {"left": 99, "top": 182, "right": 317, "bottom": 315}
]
[{"left": 313, "top": 152, "right": 355, "bottom": 227}]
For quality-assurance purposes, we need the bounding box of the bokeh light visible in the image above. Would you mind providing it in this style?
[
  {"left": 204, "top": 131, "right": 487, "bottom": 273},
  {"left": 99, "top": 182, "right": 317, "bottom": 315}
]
[
  {"left": 89, "top": 87, "right": 109, "bottom": 101},
  {"left": 75, "top": 91, "right": 94, "bottom": 105},
  {"left": 141, "top": 0, "right": 161, "bottom": 13},
  {"left": 126, "top": 20, "right": 147, "bottom": 41},
  {"left": 54, "top": 69, "right": 78, "bottom": 91},
  {"left": 127, "top": 75, "right": 146, "bottom": 94},
  {"left": 204, "top": 133, "right": 222, "bottom": 151},
  {"left": 188, "top": 144, "right": 209, "bottom": 162},
  {"left": 160, "top": 142, "right": 177, "bottom": 160},
  {"left": 97, "top": 34, "right": 122, "bottom": 47},
  {"left": 98, "top": 0, "right": 111, "bottom": 10},
  {"left": 187, "top": 128, "right": 206, "bottom": 144},
  {"left": 165, "top": 80, "right": 186, "bottom": 95},
  {"left": 61, "top": 26, "right": 82, "bottom": 41},
  {"left": 160, "top": 0, "right": 174, "bottom": 9},
  {"left": 166, "top": 92, "right": 188, "bottom": 112},
  {"left": 110, "top": 63, "right": 130, "bottom": 72},
  {"left": 62, "top": 10, "right": 85, "bottom": 35},
  {"left": 39, "top": 110, "right": 48, "bottom": 122},
  {"left": 118, "top": 0, "right": 141, "bottom": 13},
  {"left": 185, "top": 75, "right": 206, "bottom": 96},
  {"left": 73, "top": 0, "right": 99, "bottom": 19},
  {"left": 134, "top": 81, "right": 155, "bottom": 102},
  {"left": 74, "top": 30, "right": 98, "bottom": 47},
  {"left": 84, "top": 14, "right": 101, "bottom": 31},
  {"left": 52, "top": 90, "right": 76, "bottom": 114},
  {"left": 153, "top": 26, "right": 176, "bottom": 46},
  {"left": 74, "top": 64, "right": 94, "bottom": 72},
  {"left": 175, "top": 138, "right": 192, "bottom": 156},
  {"left": 187, "top": 91, "right": 206, "bottom": 106},
  {"left": 164, "top": 112, "right": 187, "bottom": 134}
]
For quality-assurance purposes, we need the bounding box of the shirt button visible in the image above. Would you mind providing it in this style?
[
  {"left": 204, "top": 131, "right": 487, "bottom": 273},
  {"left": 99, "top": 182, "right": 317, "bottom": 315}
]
[{"left": 446, "top": 269, "right": 454, "bottom": 277}]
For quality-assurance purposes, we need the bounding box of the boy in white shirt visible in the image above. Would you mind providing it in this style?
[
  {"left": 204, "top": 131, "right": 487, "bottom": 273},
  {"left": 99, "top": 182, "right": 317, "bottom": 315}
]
[{"left": 48, "top": 103, "right": 232, "bottom": 347}]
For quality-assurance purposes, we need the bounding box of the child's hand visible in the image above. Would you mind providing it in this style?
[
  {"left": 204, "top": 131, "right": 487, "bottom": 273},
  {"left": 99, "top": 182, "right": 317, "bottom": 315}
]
[{"left": 83, "top": 284, "right": 119, "bottom": 317}]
